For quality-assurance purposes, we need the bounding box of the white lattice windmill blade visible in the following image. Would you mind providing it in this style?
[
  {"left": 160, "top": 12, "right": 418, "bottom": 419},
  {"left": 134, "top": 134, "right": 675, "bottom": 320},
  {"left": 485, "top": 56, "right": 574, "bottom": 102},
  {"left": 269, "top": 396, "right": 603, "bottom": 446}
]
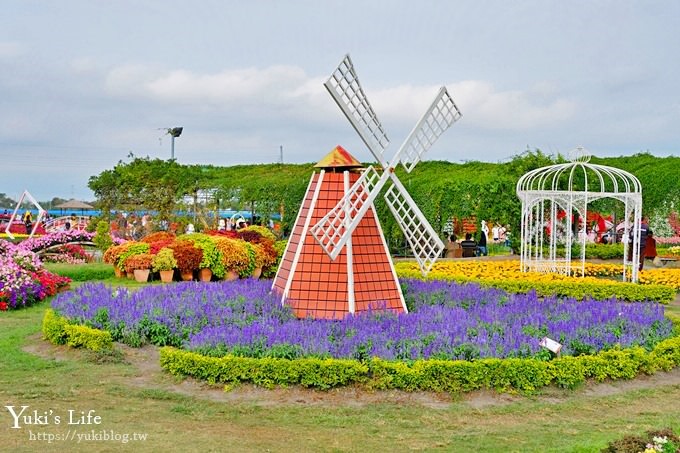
[
  {"left": 311, "top": 55, "right": 462, "bottom": 275},
  {"left": 397, "top": 87, "right": 461, "bottom": 173},
  {"left": 381, "top": 87, "right": 461, "bottom": 273},
  {"left": 324, "top": 54, "right": 390, "bottom": 163}
]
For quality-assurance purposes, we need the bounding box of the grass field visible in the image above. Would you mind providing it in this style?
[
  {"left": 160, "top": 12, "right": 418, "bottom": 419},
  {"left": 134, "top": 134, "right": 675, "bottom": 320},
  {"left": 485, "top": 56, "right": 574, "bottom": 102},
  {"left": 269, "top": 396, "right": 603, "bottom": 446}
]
[{"left": 2, "top": 268, "right": 680, "bottom": 451}]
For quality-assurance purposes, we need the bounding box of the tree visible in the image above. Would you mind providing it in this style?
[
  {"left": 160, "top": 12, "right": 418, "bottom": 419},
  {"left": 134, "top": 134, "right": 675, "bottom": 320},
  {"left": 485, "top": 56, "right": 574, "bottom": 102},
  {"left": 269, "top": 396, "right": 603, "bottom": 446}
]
[{"left": 0, "top": 193, "right": 16, "bottom": 209}]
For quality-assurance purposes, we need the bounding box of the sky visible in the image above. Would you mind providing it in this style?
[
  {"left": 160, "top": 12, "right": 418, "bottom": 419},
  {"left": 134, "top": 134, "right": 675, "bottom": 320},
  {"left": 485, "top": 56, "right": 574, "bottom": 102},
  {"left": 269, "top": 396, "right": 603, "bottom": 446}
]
[{"left": 1, "top": 0, "right": 679, "bottom": 202}]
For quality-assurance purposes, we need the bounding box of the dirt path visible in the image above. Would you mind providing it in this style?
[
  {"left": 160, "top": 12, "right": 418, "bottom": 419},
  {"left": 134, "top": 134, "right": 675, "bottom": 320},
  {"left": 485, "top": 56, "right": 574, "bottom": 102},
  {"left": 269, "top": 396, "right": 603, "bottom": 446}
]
[{"left": 24, "top": 335, "right": 680, "bottom": 410}]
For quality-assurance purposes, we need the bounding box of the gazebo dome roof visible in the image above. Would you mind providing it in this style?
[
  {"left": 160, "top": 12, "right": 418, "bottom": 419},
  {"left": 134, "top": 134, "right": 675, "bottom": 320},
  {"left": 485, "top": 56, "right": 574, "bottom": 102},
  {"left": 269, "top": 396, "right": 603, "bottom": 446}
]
[{"left": 516, "top": 147, "right": 641, "bottom": 199}]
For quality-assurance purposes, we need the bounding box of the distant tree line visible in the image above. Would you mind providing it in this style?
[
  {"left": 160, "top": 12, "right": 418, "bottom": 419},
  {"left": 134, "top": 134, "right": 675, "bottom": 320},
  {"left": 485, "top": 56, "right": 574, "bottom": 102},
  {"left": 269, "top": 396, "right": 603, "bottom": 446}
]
[{"left": 86, "top": 151, "right": 680, "bottom": 244}]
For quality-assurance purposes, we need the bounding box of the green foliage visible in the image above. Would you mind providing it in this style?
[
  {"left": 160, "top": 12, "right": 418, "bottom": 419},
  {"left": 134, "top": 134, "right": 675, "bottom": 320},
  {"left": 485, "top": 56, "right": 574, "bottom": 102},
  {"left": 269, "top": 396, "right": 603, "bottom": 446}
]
[
  {"left": 44, "top": 263, "right": 115, "bottom": 281},
  {"left": 63, "top": 324, "right": 113, "bottom": 351},
  {"left": 603, "top": 427, "right": 680, "bottom": 453},
  {"left": 239, "top": 242, "right": 258, "bottom": 278},
  {"left": 396, "top": 269, "right": 676, "bottom": 303},
  {"left": 585, "top": 243, "right": 624, "bottom": 259},
  {"left": 243, "top": 225, "right": 277, "bottom": 241},
  {"left": 87, "top": 151, "right": 680, "bottom": 251},
  {"left": 94, "top": 220, "right": 113, "bottom": 253},
  {"left": 176, "top": 233, "right": 225, "bottom": 278},
  {"left": 159, "top": 325, "right": 680, "bottom": 393},
  {"left": 152, "top": 247, "right": 177, "bottom": 272},
  {"left": 42, "top": 308, "right": 68, "bottom": 345},
  {"left": 159, "top": 348, "right": 369, "bottom": 389},
  {"left": 42, "top": 309, "right": 113, "bottom": 351},
  {"left": 117, "top": 242, "right": 151, "bottom": 271}
]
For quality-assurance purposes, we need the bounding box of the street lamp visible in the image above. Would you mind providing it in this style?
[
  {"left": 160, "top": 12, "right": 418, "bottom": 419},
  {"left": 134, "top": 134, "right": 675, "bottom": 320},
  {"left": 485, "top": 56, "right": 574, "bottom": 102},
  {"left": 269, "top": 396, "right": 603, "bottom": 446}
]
[{"left": 165, "top": 127, "right": 183, "bottom": 160}]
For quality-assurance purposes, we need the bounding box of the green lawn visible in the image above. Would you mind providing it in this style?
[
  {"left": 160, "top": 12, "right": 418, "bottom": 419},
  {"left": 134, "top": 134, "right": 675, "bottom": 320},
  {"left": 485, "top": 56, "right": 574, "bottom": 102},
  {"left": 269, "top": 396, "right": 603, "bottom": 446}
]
[{"left": 2, "top": 297, "right": 680, "bottom": 451}]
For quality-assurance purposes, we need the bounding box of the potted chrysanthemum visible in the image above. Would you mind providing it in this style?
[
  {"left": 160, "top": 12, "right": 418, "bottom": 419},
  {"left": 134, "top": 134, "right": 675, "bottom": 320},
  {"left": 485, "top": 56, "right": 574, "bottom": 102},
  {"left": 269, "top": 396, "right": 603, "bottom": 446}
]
[{"left": 151, "top": 247, "right": 177, "bottom": 283}]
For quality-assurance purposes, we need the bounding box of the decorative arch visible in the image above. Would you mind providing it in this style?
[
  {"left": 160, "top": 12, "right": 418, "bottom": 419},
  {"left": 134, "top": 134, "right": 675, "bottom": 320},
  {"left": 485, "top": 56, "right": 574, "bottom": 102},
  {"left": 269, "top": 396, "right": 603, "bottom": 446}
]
[{"left": 515, "top": 147, "right": 643, "bottom": 282}]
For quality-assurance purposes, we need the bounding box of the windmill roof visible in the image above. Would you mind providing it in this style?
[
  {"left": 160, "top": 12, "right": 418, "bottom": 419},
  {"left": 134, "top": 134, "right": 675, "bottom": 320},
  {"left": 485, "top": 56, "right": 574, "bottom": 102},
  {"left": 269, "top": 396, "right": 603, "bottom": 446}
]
[{"left": 314, "top": 145, "right": 363, "bottom": 169}]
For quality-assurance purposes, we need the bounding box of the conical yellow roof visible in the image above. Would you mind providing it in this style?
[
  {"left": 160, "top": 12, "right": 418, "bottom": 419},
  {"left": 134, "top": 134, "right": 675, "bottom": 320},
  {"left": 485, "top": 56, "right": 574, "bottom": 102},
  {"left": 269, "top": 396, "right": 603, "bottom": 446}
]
[{"left": 314, "top": 145, "right": 363, "bottom": 169}]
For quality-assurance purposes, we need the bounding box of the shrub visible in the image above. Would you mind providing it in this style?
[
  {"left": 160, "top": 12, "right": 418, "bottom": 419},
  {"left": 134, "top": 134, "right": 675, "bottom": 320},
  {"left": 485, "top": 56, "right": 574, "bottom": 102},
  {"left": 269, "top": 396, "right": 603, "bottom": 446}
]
[
  {"left": 123, "top": 253, "right": 154, "bottom": 272},
  {"left": 242, "top": 225, "right": 277, "bottom": 241},
  {"left": 240, "top": 242, "right": 258, "bottom": 277},
  {"left": 213, "top": 237, "right": 250, "bottom": 275},
  {"left": 178, "top": 233, "right": 225, "bottom": 278},
  {"left": 94, "top": 220, "right": 113, "bottom": 254},
  {"left": 64, "top": 324, "right": 113, "bottom": 351},
  {"left": 141, "top": 232, "right": 176, "bottom": 244},
  {"left": 43, "top": 309, "right": 113, "bottom": 351},
  {"left": 158, "top": 332, "right": 680, "bottom": 393},
  {"left": 602, "top": 427, "right": 680, "bottom": 453},
  {"left": 42, "top": 308, "right": 68, "bottom": 345},
  {"left": 103, "top": 241, "right": 150, "bottom": 271},
  {"left": 116, "top": 242, "right": 151, "bottom": 271},
  {"left": 152, "top": 248, "right": 177, "bottom": 272},
  {"left": 167, "top": 241, "right": 203, "bottom": 273}
]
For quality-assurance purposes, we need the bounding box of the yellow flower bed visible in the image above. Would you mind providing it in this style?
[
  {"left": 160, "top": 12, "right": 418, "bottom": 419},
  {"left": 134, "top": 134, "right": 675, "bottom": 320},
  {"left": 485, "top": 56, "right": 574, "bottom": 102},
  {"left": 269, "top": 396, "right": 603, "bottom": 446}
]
[
  {"left": 638, "top": 268, "right": 680, "bottom": 290},
  {"left": 396, "top": 260, "right": 611, "bottom": 285},
  {"left": 395, "top": 260, "right": 680, "bottom": 290}
]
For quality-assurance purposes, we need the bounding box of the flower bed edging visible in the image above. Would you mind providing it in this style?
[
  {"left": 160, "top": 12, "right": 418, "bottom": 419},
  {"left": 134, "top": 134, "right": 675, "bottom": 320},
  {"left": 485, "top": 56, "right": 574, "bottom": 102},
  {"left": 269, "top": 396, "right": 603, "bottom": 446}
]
[
  {"left": 158, "top": 333, "right": 680, "bottom": 393},
  {"left": 43, "top": 309, "right": 113, "bottom": 351},
  {"left": 42, "top": 308, "right": 680, "bottom": 394}
]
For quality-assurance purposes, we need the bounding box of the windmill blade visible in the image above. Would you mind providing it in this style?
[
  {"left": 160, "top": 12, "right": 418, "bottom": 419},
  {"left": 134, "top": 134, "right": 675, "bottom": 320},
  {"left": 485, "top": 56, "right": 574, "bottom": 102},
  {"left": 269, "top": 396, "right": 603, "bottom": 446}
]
[
  {"left": 384, "top": 177, "right": 444, "bottom": 275},
  {"left": 311, "top": 166, "right": 389, "bottom": 260},
  {"left": 324, "top": 55, "right": 390, "bottom": 165},
  {"left": 393, "top": 87, "right": 461, "bottom": 173}
]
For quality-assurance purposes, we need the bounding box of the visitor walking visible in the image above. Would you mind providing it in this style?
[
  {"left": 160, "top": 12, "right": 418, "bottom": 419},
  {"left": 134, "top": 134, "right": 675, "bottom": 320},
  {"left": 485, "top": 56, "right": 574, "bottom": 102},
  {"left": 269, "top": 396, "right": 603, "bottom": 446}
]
[{"left": 477, "top": 229, "right": 488, "bottom": 256}]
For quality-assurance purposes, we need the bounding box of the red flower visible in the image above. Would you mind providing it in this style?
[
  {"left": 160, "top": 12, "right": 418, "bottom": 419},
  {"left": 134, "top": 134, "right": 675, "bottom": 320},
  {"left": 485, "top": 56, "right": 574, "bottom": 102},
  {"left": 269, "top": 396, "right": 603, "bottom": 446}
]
[{"left": 0, "top": 302, "right": 8, "bottom": 311}]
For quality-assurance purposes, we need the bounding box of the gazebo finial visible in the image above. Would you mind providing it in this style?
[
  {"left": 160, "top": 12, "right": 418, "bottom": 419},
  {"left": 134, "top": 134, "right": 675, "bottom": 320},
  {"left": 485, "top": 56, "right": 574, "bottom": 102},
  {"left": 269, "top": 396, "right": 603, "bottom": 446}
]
[{"left": 568, "top": 145, "right": 591, "bottom": 163}]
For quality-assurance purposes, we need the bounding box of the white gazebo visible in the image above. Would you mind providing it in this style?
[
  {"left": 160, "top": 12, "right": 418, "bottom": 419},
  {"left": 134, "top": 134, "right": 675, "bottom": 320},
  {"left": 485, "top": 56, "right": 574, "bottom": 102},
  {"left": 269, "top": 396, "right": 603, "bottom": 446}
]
[{"left": 516, "top": 147, "right": 643, "bottom": 282}]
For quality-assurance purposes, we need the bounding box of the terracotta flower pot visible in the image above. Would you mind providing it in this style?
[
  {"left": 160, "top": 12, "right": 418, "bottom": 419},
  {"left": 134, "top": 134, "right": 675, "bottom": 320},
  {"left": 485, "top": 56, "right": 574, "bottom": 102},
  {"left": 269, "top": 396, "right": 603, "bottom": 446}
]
[
  {"left": 181, "top": 271, "right": 194, "bottom": 281},
  {"left": 159, "top": 269, "right": 174, "bottom": 283},
  {"left": 126, "top": 271, "right": 134, "bottom": 279},
  {"left": 133, "top": 269, "right": 150, "bottom": 283},
  {"left": 224, "top": 270, "right": 239, "bottom": 281},
  {"left": 251, "top": 267, "right": 262, "bottom": 279},
  {"left": 198, "top": 268, "right": 212, "bottom": 282}
]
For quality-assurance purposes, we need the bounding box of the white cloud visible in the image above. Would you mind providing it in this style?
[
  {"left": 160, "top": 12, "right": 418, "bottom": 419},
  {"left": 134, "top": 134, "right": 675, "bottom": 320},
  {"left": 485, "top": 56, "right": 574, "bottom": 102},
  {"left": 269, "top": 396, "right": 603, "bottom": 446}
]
[
  {"left": 443, "top": 80, "right": 577, "bottom": 130},
  {"left": 324, "top": 80, "right": 577, "bottom": 133},
  {"left": 0, "top": 41, "right": 25, "bottom": 58}
]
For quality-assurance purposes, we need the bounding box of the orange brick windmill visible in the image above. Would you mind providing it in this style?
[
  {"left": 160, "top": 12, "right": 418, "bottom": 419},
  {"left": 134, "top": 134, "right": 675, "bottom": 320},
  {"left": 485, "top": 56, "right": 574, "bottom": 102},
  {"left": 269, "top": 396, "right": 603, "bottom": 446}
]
[{"left": 272, "top": 55, "right": 462, "bottom": 319}]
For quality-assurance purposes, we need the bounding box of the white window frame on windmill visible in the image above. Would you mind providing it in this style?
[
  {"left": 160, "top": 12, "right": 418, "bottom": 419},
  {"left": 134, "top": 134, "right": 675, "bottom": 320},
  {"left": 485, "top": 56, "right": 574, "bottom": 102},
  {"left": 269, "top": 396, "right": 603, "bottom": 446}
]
[
  {"left": 311, "top": 54, "right": 462, "bottom": 276},
  {"left": 5, "top": 190, "right": 46, "bottom": 240}
]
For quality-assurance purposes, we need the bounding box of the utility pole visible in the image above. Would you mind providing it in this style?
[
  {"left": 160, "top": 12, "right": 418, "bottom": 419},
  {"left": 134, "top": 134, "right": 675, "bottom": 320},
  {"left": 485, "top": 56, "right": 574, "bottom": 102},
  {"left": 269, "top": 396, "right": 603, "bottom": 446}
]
[{"left": 279, "top": 145, "right": 283, "bottom": 164}]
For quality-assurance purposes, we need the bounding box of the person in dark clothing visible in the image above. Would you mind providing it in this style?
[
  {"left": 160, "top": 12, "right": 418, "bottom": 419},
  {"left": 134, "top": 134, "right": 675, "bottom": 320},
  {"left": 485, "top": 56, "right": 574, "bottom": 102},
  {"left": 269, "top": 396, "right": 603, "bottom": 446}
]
[
  {"left": 477, "top": 230, "right": 488, "bottom": 256},
  {"left": 645, "top": 231, "right": 657, "bottom": 261},
  {"left": 628, "top": 216, "right": 651, "bottom": 271},
  {"left": 461, "top": 233, "right": 477, "bottom": 258}
]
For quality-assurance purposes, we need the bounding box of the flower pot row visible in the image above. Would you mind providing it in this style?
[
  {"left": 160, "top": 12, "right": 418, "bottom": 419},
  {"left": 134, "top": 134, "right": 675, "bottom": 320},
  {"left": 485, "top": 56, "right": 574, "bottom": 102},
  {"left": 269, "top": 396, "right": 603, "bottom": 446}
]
[
  {"left": 114, "top": 267, "right": 260, "bottom": 283},
  {"left": 105, "top": 231, "right": 281, "bottom": 283}
]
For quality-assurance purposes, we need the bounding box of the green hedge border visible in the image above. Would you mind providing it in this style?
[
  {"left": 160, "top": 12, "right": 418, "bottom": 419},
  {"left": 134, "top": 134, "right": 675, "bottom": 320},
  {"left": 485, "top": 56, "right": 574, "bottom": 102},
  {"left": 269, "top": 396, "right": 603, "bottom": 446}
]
[
  {"left": 43, "top": 309, "right": 113, "bottom": 351},
  {"left": 158, "top": 335, "right": 680, "bottom": 393},
  {"left": 43, "top": 310, "right": 680, "bottom": 393}
]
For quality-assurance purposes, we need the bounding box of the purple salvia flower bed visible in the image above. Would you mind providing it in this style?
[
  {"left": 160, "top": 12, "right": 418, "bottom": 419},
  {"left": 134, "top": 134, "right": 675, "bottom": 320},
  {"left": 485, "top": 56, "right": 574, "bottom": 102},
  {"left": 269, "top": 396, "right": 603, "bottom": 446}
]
[{"left": 51, "top": 279, "right": 673, "bottom": 361}]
